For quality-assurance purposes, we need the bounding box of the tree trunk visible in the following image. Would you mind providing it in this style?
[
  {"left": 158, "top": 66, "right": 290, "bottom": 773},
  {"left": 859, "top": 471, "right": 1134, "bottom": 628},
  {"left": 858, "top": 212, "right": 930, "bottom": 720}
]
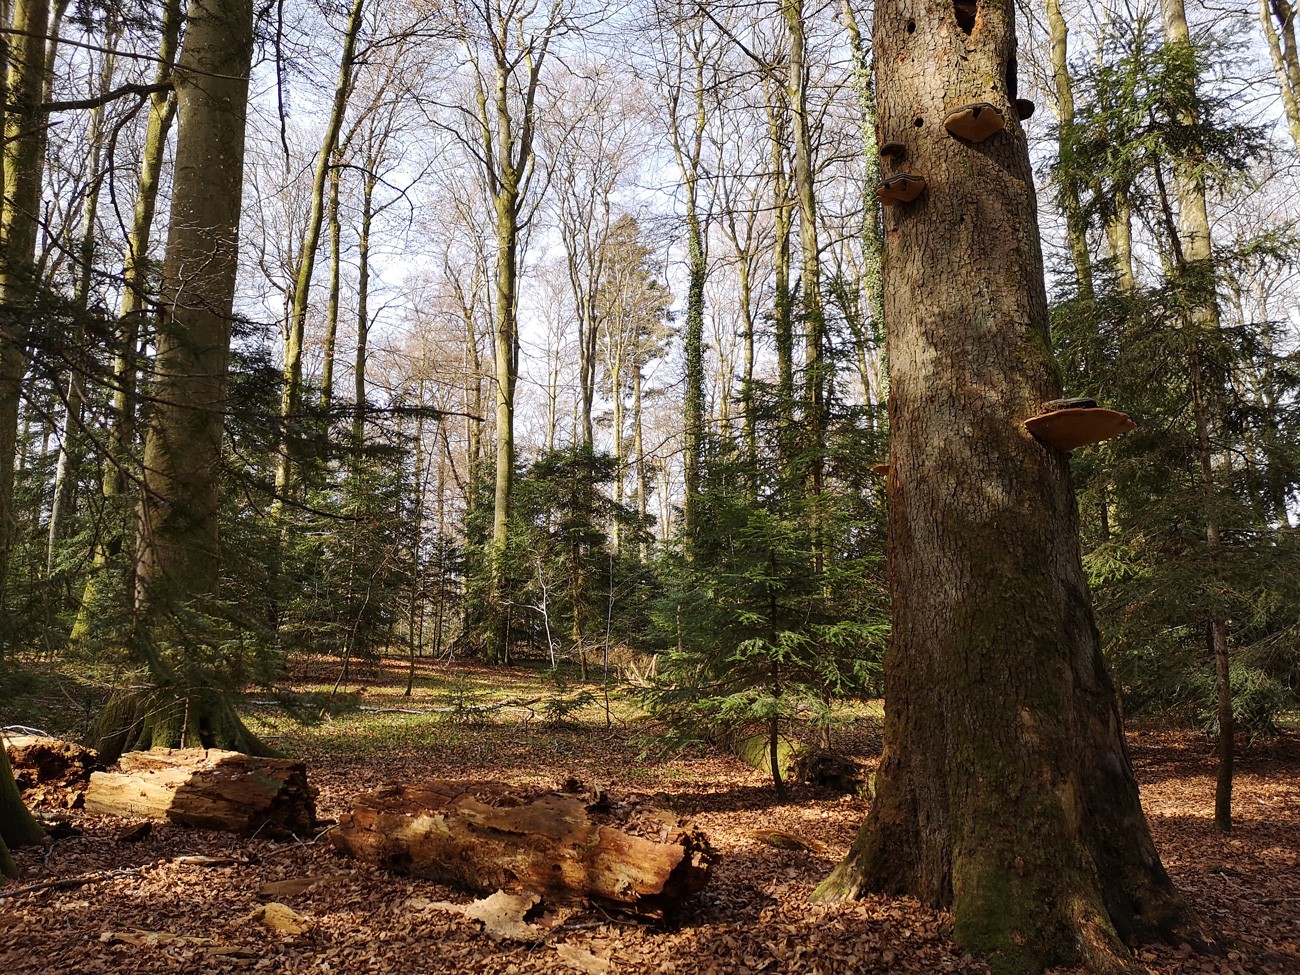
[
  {"left": 319, "top": 149, "right": 344, "bottom": 414},
  {"left": 813, "top": 3, "right": 1194, "bottom": 971},
  {"left": 132, "top": 0, "right": 257, "bottom": 750},
  {"left": 332, "top": 780, "right": 714, "bottom": 913},
  {"left": 1161, "top": 0, "right": 1234, "bottom": 833},
  {"left": 84, "top": 748, "right": 315, "bottom": 838},
  {"left": 1260, "top": 0, "right": 1300, "bottom": 149},
  {"left": 70, "top": 0, "right": 181, "bottom": 646},
  {"left": 0, "top": 743, "right": 43, "bottom": 878},
  {"left": 1046, "top": 0, "right": 1094, "bottom": 297},
  {"left": 0, "top": 0, "right": 51, "bottom": 606},
  {"left": 276, "top": 0, "right": 366, "bottom": 501}
]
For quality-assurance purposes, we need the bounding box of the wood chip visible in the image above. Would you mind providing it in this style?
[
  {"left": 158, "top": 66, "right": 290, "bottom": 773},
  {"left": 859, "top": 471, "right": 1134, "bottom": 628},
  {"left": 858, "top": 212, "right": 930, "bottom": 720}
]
[
  {"left": 247, "top": 901, "right": 311, "bottom": 935},
  {"left": 555, "top": 942, "right": 613, "bottom": 974}
]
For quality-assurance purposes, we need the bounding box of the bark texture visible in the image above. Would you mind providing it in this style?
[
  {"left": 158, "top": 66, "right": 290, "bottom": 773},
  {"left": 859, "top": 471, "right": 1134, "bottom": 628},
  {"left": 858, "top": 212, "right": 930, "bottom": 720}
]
[
  {"left": 333, "top": 780, "right": 715, "bottom": 914},
  {"left": 84, "top": 748, "right": 316, "bottom": 837},
  {"left": 813, "top": 2, "right": 1193, "bottom": 972}
]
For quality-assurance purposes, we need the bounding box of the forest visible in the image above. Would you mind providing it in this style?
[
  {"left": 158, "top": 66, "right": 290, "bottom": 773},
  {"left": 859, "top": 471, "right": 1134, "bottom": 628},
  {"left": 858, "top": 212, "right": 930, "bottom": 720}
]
[{"left": 0, "top": 0, "right": 1298, "bottom": 971}]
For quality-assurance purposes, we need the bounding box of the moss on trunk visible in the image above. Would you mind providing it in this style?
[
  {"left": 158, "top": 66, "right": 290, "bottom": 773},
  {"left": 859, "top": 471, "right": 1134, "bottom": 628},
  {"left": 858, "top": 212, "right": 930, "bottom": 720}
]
[{"left": 814, "top": 1, "right": 1198, "bottom": 972}]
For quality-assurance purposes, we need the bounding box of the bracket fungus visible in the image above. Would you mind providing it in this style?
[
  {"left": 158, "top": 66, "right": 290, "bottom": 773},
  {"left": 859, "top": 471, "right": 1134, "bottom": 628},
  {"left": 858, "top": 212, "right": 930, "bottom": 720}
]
[{"left": 1023, "top": 398, "right": 1136, "bottom": 452}]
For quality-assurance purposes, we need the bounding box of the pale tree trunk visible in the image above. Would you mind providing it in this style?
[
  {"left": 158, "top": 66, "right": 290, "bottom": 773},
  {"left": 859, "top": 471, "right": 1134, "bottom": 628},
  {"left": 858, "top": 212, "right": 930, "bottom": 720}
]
[
  {"left": 276, "top": 0, "right": 366, "bottom": 501},
  {"left": 766, "top": 79, "right": 795, "bottom": 416},
  {"left": 841, "top": 0, "right": 887, "bottom": 415},
  {"left": 815, "top": 1, "right": 1195, "bottom": 970},
  {"left": 70, "top": 0, "right": 181, "bottom": 646},
  {"left": 1106, "top": 195, "right": 1136, "bottom": 290},
  {"left": 48, "top": 22, "right": 118, "bottom": 576},
  {"left": 463, "top": 4, "right": 557, "bottom": 663},
  {"left": 1046, "top": 0, "right": 1094, "bottom": 296},
  {"left": 1260, "top": 0, "right": 1300, "bottom": 149},
  {"left": 783, "top": 0, "right": 826, "bottom": 536},
  {"left": 662, "top": 31, "right": 710, "bottom": 538},
  {"left": 0, "top": 0, "right": 51, "bottom": 605},
  {"left": 353, "top": 170, "right": 376, "bottom": 451},
  {"left": 633, "top": 363, "right": 648, "bottom": 562},
  {"left": 1160, "top": 0, "right": 1234, "bottom": 832},
  {"left": 319, "top": 149, "right": 344, "bottom": 414},
  {"left": 132, "top": 0, "right": 260, "bottom": 752}
]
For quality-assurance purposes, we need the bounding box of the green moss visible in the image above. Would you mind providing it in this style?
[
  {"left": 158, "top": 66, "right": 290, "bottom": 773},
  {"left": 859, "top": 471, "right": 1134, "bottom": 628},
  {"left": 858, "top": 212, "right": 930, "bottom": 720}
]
[{"left": 951, "top": 854, "right": 1041, "bottom": 975}]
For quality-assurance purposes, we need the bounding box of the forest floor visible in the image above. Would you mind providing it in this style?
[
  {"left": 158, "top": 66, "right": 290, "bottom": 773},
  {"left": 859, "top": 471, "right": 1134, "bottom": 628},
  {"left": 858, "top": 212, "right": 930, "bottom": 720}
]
[{"left": 1, "top": 655, "right": 1298, "bottom": 975}]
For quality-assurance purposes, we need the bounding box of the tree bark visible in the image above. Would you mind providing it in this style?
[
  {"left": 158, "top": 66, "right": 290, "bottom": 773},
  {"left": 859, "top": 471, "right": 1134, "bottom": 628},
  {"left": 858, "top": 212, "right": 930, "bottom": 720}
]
[
  {"left": 0, "top": 0, "right": 51, "bottom": 606},
  {"left": 1160, "top": 0, "right": 1234, "bottom": 833},
  {"left": 1260, "top": 0, "right": 1300, "bottom": 149},
  {"left": 132, "top": 0, "right": 257, "bottom": 750},
  {"left": 333, "top": 780, "right": 714, "bottom": 913},
  {"left": 276, "top": 0, "right": 366, "bottom": 501},
  {"left": 813, "top": 2, "right": 1194, "bottom": 971},
  {"left": 70, "top": 0, "right": 182, "bottom": 647}
]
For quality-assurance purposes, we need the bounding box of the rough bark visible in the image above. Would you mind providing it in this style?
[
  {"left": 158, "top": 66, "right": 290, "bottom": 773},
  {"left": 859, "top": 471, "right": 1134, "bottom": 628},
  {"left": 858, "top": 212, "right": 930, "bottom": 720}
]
[
  {"left": 813, "top": 2, "right": 1195, "bottom": 972},
  {"left": 84, "top": 748, "right": 315, "bottom": 838},
  {"left": 332, "top": 780, "right": 714, "bottom": 914}
]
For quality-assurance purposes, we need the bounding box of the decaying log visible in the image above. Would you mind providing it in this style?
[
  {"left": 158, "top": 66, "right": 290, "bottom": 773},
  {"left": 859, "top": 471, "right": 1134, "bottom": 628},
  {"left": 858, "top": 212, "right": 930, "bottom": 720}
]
[
  {"left": 5, "top": 734, "right": 102, "bottom": 807},
  {"left": 332, "top": 780, "right": 714, "bottom": 914},
  {"left": 84, "top": 748, "right": 316, "bottom": 838}
]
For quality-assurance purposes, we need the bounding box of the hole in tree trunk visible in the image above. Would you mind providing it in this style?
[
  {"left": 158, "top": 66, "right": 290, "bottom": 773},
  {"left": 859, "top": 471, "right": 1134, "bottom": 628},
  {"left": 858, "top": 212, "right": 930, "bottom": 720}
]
[
  {"left": 913, "top": 116, "right": 924, "bottom": 127},
  {"left": 953, "top": 0, "right": 976, "bottom": 33},
  {"left": 906, "top": 18, "right": 916, "bottom": 32}
]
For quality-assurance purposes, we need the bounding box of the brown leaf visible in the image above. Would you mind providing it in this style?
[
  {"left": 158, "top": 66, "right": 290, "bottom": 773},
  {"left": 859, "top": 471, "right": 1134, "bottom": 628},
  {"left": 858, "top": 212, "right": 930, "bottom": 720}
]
[
  {"left": 247, "top": 902, "right": 311, "bottom": 935},
  {"left": 555, "top": 942, "right": 613, "bottom": 974}
]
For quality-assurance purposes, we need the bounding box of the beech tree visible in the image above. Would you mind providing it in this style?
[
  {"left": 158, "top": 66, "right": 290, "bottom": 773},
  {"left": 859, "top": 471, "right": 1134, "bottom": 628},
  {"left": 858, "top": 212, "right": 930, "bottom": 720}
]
[
  {"left": 812, "top": 1, "right": 1195, "bottom": 971},
  {"left": 130, "top": 0, "right": 261, "bottom": 751}
]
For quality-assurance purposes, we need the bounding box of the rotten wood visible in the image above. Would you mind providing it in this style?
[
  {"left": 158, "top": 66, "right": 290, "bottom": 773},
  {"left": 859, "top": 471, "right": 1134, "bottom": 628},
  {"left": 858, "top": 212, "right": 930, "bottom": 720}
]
[
  {"left": 332, "top": 779, "right": 715, "bottom": 914},
  {"left": 5, "top": 735, "right": 101, "bottom": 807},
  {"left": 83, "top": 748, "right": 316, "bottom": 838}
]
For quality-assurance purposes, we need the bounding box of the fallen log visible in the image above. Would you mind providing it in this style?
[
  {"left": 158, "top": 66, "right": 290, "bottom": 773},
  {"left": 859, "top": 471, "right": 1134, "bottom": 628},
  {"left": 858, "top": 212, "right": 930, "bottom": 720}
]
[
  {"left": 83, "top": 748, "right": 316, "bottom": 838},
  {"left": 332, "top": 780, "right": 714, "bottom": 914}
]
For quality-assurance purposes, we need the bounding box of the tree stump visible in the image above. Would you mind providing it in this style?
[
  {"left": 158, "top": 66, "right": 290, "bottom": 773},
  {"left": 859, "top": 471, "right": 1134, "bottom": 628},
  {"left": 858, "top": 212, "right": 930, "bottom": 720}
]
[
  {"left": 5, "top": 735, "right": 101, "bottom": 808},
  {"left": 332, "top": 780, "right": 715, "bottom": 914},
  {"left": 83, "top": 748, "right": 316, "bottom": 838}
]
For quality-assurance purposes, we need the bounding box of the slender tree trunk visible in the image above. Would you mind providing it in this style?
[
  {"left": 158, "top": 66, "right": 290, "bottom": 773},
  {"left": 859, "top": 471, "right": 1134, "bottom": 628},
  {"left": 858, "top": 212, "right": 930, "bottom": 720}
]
[
  {"left": 1161, "top": 0, "right": 1234, "bottom": 832},
  {"left": 1046, "top": 0, "right": 1094, "bottom": 296},
  {"left": 1260, "top": 0, "right": 1300, "bottom": 149},
  {"left": 766, "top": 84, "right": 795, "bottom": 416},
  {"left": 70, "top": 0, "right": 181, "bottom": 645},
  {"left": 276, "top": 0, "right": 366, "bottom": 501},
  {"left": 0, "top": 0, "right": 51, "bottom": 605},
  {"left": 132, "top": 0, "right": 262, "bottom": 753},
  {"left": 633, "top": 362, "right": 648, "bottom": 562},
  {"left": 353, "top": 172, "right": 375, "bottom": 452},
  {"left": 48, "top": 26, "right": 118, "bottom": 576},
  {"left": 320, "top": 150, "right": 344, "bottom": 414},
  {"left": 814, "top": 2, "right": 1193, "bottom": 970}
]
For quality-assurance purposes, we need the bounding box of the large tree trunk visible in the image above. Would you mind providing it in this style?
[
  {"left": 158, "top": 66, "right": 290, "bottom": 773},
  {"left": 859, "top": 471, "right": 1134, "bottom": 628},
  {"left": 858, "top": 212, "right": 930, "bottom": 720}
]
[
  {"left": 0, "top": 744, "right": 43, "bottom": 879},
  {"left": 813, "top": 2, "right": 1194, "bottom": 972},
  {"left": 333, "top": 780, "right": 714, "bottom": 913},
  {"left": 132, "top": 0, "right": 257, "bottom": 750}
]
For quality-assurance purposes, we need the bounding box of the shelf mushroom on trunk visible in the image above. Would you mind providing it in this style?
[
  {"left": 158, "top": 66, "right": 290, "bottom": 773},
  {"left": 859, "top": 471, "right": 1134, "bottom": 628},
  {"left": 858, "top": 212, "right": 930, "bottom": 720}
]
[{"left": 1023, "top": 397, "right": 1137, "bottom": 452}]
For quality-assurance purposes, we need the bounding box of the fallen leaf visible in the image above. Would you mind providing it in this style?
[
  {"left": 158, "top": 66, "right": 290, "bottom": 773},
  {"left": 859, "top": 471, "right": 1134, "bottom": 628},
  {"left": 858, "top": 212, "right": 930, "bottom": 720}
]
[
  {"left": 748, "top": 829, "right": 825, "bottom": 853},
  {"left": 426, "top": 890, "right": 542, "bottom": 942},
  {"left": 258, "top": 875, "right": 342, "bottom": 898},
  {"left": 555, "top": 942, "right": 613, "bottom": 974},
  {"left": 100, "top": 928, "right": 216, "bottom": 947},
  {"left": 247, "top": 901, "right": 311, "bottom": 935}
]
